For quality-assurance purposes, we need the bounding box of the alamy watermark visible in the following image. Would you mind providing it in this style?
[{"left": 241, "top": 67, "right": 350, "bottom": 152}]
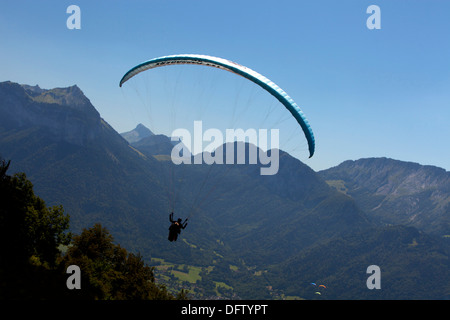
[
  {"left": 66, "top": 265, "right": 81, "bottom": 290},
  {"left": 366, "top": 265, "right": 381, "bottom": 289},
  {"left": 366, "top": 5, "right": 381, "bottom": 30},
  {"left": 66, "top": 5, "right": 81, "bottom": 30},
  {"left": 65, "top": 264, "right": 381, "bottom": 292},
  {"left": 170, "top": 121, "right": 280, "bottom": 176},
  {"left": 66, "top": 4, "right": 380, "bottom": 31}
]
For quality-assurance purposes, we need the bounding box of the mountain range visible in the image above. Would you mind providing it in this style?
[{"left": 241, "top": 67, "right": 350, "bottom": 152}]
[
  {"left": 0, "top": 81, "right": 448, "bottom": 299},
  {"left": 320, "top": 158, "right": 450, "bottom": 236}
]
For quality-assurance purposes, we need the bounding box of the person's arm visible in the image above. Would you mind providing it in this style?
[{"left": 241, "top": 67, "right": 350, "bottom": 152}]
[
  {"left": 182, "top": 219, "right": 188, "bottom": 229},
  {"left": 170, "top": 212, "right": 174, "bottom": 223}
]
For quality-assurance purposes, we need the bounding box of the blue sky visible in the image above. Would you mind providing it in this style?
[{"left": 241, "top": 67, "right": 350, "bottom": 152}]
[{"left": 1, "top": 0, "right": 449, "bottom": 171}]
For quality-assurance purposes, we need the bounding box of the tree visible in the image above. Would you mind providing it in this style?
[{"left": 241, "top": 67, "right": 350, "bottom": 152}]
[
  {"left": 62, "top": 223, "right": 181, "bottom": 300},
  {"left": 0, "top": 157, "right": 71, "bottom": 298},
  {"left": 0, "top": 158, "right": 71, "bottom": 269}
]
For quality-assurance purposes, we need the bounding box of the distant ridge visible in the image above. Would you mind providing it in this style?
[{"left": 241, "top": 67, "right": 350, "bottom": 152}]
[
  {"left": 319, "top": 157, "right": 450, "bottom": 236},
  {"left": 121, "top": 123, "right": 154, "bottom": 143}
]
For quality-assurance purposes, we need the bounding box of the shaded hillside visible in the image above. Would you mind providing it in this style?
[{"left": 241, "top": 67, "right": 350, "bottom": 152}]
[
  {"left": 269, "top": 225, "right": 450, "bottom": 299},
  {"left": 126, "top": 132, "right": 372, "bottom": 265},
  {"left": 319, "top": 158, "right": 450, "bottom": 236},
  {"left": 0, "top": 81, "right": 177, "bottom": 258},
  {"left": 196, "top": 149, "right": 371, "bottom": 265},
  {"left": 131, "top": 134, "right": 177, "bottom": 156}
]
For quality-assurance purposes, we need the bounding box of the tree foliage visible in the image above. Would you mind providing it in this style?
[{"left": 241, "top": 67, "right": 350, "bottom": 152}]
[
  {"left": 0, "top": 158, "right": 186, "bottom": 300},
  {"left": 0, "top": 158, "right": 71, "bottom": 270},
  {"left": 62, "top": 223, "right": 181, "bottom": 300}
]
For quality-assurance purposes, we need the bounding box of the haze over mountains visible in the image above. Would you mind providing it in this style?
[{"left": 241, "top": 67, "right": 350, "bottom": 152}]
[{"left": 0, "top": 81, "right": 449, "bottom": 299}]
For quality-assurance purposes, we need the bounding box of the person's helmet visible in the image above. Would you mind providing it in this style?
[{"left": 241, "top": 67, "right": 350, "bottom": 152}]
[{"left": 177, "top": 218, "right": 182, "bottom": 223}]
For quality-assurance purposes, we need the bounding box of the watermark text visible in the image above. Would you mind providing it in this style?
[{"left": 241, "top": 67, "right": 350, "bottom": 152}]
[{"left": 171, "top": 121, "right": 279, "bottom": 175}]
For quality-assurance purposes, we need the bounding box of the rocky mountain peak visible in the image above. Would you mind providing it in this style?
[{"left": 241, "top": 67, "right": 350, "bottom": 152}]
[{"left": 0, "top": 81, "right": 101, "bottom": 146}]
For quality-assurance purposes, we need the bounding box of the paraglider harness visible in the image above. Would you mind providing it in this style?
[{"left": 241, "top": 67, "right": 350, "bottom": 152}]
[{"left": 168, "top": 212, "right": 188, "bottom": 242}]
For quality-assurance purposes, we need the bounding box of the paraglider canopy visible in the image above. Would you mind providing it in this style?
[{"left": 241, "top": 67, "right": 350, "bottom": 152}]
[{"left": 119, "top": 54, "right": 315, "bottom": 158}]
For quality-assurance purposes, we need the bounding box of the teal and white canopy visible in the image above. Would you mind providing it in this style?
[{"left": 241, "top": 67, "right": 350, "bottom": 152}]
[{"left": 120, "top": 54, "right": 315, "bottom": 158}]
